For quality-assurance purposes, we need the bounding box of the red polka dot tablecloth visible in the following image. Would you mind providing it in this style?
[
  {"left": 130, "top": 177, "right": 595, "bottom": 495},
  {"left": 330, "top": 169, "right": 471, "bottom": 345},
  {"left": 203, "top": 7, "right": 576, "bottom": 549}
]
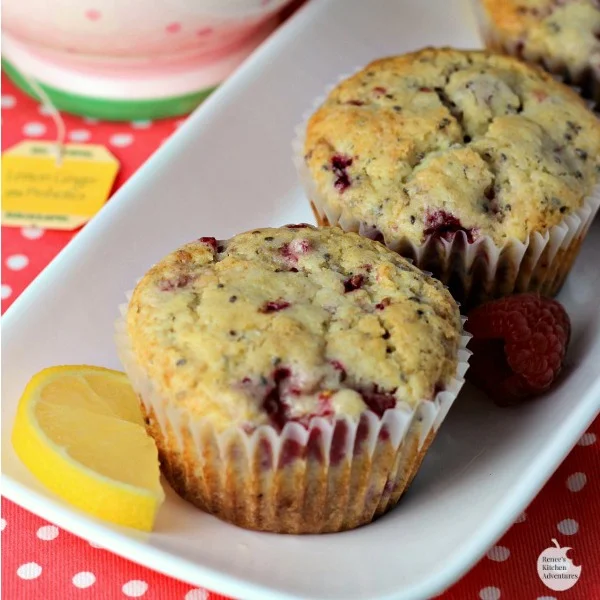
[{"left": 2, "top": 72, "right": 599, "bottom": 600}]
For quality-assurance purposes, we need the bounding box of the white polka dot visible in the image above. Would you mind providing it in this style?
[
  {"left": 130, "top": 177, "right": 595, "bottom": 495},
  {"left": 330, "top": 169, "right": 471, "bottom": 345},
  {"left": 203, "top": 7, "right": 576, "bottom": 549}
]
[
  {"left": 22, "top": 122, "right": 47, "bottom": 137},
  {"left": 72, "top": 571, "right": 96, "bottom": 588},
  {"left": 537, "top": 597, "right": 558, "bottom": 600},
  {"left": 122, "top": 580, "right": 148, "bottom": 597},
  {"left": 68, "top": 129, "right": 91, "bottom": 142},
  {"left": 566, "top": 472, "right": 587, "bottom": 492},
  {"left": 21, "top": 226, "right": 44, "bottom": 240},
  {"left": 486, "top": 546, "right": 510, "bottom": 562},
  {"left": 514, "top": 512, "right": 527, "bottom": 523},
  {"left": 6, "top": 254, "right": 29, "bottom": 271},
  {"left": 131, "top": 120, "right": 152, "bottom": 129},
  {"left": 83, "top": 117, "right": 99, "bottom": 124},
  {"left": 1, "top": 285, "right": 12, "bottom": 300},
  {"left": 36, "top": 525, "right": 59, "bottom": 541},
  {"left": 557, "top": 518, "right": 579, "bottom": 535},
  {"left": 578, "top": 432, "right": 596, "bottom": 446},
  {"left": 479, "top": 587, "right": 501, "bottom": 600},
  {"left": 17, "top": 562, "right": 42, "bottom": 580},
  {"left": 109, "top": 133, "right": 134, "bottom": 148},
  {"left": 185, "top": 590, "right": 208, "bottom": 600},
  {"left": 38, "top": 104, "right": 53, "bottom": 116},
  {"left": 0, "top": 518, "right": 6, "bottom": 531},
  {"left": 2, "top": 95, "right": 16, "bottom": 109},
  {"left": 88, "top": 540, "right": 103, "bottom": 548}
]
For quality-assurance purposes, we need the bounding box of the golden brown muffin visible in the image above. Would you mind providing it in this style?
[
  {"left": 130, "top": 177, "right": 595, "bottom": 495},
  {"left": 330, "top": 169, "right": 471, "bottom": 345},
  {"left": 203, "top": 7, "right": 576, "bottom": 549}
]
[
  {"left": 117, "top": 225, "right": 468, "bottom": 533},
  {"left": 299, "top": 47, "right": 600, "bottom": 307},
  {"left": 476, "top": 0, "right": 600, "bottom": 106}
]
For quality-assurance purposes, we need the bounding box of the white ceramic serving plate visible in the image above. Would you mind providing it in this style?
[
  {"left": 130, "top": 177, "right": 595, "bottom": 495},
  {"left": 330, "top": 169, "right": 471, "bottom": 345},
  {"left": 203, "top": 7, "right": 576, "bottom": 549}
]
[{"left": 2, "top": 1, "right": 600, "bottom": 599}]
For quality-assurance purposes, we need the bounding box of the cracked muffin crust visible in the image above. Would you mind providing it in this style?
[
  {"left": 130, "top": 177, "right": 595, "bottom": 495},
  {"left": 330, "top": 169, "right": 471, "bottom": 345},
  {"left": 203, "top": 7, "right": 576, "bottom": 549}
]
[
  {"left": 127, "top": 225, "right": 462, "bottom": 433},
  {"left": 303, "top": 47, "right": 600, "bottom": 247},
  {"left": 477, "top": 0, "right": 600, "bottom": 104},
  {"left": 120, "top": 225, "right": 468, "bottom": 533}
]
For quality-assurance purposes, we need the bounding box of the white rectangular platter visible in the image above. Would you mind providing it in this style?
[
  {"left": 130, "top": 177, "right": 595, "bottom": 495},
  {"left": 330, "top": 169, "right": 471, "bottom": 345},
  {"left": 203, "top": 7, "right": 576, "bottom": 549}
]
[{"left": 3, "top": 1, "right": 600, "bottom": 599}]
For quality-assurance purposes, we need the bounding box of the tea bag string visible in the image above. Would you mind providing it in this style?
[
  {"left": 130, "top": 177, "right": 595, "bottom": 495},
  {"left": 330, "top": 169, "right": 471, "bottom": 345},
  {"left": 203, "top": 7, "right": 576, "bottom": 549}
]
[{"left": 21, "top": 71, "right": 66, "bottom": 166}]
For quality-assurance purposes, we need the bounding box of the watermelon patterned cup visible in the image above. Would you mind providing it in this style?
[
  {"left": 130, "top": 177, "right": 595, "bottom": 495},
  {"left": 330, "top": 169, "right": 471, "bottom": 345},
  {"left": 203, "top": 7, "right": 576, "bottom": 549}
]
[{"left": 2, "top": 0, "right": 294, "bottom": 120}]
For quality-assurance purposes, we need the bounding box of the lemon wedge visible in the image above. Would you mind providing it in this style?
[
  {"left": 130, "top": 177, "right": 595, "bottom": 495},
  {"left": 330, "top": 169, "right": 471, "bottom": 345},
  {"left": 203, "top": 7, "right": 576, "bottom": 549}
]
[{"left": 12, "top": 366, "right": 164, "bottom": 531}]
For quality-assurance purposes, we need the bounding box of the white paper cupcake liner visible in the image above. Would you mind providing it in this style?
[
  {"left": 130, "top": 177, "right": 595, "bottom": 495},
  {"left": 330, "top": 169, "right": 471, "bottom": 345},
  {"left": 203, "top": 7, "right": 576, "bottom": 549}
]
[
  {"left": 471, "top": 0, "right": 600, "bottom": 109},
  {"left": 292, "top": 67, "right": 600, "bottom": 310},
  {"left": 115, "top": 297, "right": 471, "bottom": 534}
]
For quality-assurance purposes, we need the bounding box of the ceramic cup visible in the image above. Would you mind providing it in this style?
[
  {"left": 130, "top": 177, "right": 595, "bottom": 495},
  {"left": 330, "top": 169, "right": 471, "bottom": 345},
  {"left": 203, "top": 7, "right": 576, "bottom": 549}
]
[{"left": 2, "top": 0, "right": 295, "bottom": 120}]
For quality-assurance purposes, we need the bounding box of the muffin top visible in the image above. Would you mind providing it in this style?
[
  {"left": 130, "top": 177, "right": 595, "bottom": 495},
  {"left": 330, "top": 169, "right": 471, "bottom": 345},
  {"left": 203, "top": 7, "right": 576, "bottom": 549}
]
[
  {"left": 480, "top": 0, "right": 600, "bottom": 76},
  {"left": 127, "top": 225, "right": 462, "bottom": 432},
  {"left": 303, "top": 47, "right": 600, "bottom": 246}
]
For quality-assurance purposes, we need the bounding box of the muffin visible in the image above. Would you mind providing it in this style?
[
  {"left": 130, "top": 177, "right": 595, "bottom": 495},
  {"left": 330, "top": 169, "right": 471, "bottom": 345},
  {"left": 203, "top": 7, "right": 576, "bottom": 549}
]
[
  {"left": 474, "top": 0, "right": 600, "bottom": 108},
  {"left": 296, "top": 47, "right": 600, "bottom": 309},
  {"left": 115, "top": 225, "right": 470, "bottom": 534}
]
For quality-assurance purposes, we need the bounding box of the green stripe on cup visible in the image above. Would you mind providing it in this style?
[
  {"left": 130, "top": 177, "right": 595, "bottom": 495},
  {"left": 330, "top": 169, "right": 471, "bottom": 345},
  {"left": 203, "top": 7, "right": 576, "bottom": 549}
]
[{"left": 2, "top": 58, "right": 217, "bottom": 121}]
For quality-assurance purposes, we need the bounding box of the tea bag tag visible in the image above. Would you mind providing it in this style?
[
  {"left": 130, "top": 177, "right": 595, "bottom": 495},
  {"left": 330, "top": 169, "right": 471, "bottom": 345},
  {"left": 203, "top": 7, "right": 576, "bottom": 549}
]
[
  {"left": 2, "top": 141, "right": 120, "bottom": 230},
  {"left": 1, "top": 71, "right": 120, "bottom": 230}
]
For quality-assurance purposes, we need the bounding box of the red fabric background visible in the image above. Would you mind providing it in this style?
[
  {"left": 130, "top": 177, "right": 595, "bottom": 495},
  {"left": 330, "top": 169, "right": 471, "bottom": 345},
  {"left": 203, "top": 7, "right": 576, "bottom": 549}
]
[{"left": 2, "top": 73, "right": 598, "bottom": 600}]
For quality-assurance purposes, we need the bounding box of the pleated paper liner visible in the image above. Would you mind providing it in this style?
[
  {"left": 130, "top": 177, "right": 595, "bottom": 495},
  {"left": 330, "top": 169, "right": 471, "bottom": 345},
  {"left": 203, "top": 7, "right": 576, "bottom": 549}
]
[
  {"left": 115, "top": 299, "right": 471, "bottom": 534},
  {"left": 305, "top": 187, "right": 600, "bottom": 311},
  {"left": 292, "top": 65, "right": 600, "bottom": 310},
  {"left": 471, "top": 0, "right": 600, "bottom": 110}
]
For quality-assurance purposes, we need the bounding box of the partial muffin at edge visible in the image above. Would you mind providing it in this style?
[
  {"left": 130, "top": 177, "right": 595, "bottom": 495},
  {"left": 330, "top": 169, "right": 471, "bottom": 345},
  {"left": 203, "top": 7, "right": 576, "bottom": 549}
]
[{"left": 477, "top": 0, "right": 600, "bottom": 104}]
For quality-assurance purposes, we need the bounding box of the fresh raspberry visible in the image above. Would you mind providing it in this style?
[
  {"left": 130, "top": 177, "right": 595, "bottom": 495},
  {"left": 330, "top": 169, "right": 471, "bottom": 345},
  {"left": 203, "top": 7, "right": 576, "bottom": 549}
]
[{"left": 465, "top": 294, "right": 571, "bottom": 405}]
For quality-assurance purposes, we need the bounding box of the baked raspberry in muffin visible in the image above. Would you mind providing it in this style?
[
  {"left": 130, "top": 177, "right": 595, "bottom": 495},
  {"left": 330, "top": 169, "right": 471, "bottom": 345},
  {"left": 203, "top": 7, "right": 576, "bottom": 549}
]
[
  {"left": 297, "top": 47, "right": 600, "bottom": 308},
  {"left": 115, "top": 225, "right": 469, "bottom": 533},
  {"left": 475, "top": 0, "right": 600, "bottom": 108}
]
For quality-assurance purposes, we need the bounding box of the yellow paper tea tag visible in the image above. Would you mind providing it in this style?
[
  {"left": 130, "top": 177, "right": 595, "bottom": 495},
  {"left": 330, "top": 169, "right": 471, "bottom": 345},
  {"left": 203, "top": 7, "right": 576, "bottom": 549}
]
[{"left": 2, "top": 141, "right": 120, "bottom": 230}]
